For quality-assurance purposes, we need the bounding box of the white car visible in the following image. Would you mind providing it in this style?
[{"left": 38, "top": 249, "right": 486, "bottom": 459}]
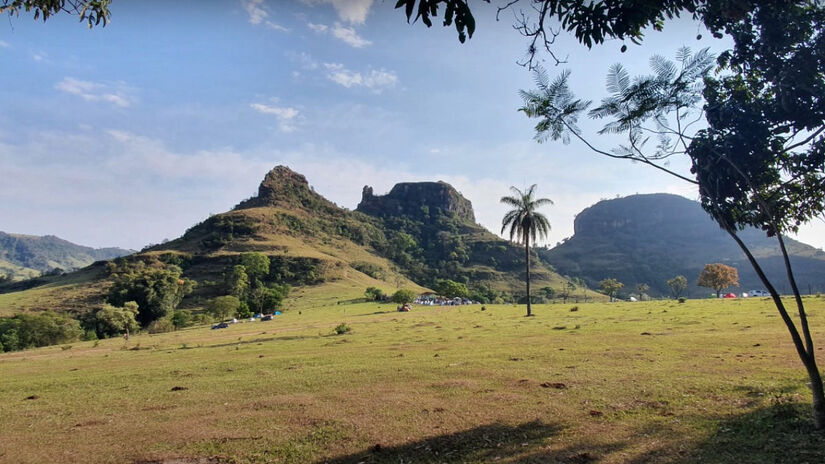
[{"left": 749, "top": 290, "right": 769, "bottom": 297}]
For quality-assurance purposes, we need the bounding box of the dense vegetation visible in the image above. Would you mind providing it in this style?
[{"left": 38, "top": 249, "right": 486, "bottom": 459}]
[{"left": 541, "top": 194, "right": 825, "bottom": 298}]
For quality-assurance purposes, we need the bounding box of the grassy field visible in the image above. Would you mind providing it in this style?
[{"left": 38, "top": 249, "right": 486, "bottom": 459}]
[{"left": 2, "top": 295, "right": 825, "bottom": 463}]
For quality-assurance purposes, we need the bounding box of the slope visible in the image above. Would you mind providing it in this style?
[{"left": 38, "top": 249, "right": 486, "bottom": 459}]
[
  {"left": 0, "top": 231, "right": 132, "bottom": 280},
  {"left": 540, "top": 193, "right": 825, "bottom": 298}
]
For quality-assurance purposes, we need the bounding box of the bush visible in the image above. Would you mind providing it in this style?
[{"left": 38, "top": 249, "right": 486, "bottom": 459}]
[
  {"left": 365, "top": 287, "right": 386, "bottom": 301},
  {"left": 207, "top": 295, "right": 241, "bottom": 320},
  {"left": 391, "top": 289, "right": 417, "bottom": 304},
  {"left": 334, "top": 323, "right": 351, "bottom": 335},
  {"left": 146, "top": 318, "right": 174, "bottom": 334},
  {"left": 0, "top": 312, "right": 83, "bottom": 352},
  {"left": 170, "top": 310, "right": 192, "bottom": 330},
  {"left": 678, "top": 297, "right": 687, "bottom": 304}
]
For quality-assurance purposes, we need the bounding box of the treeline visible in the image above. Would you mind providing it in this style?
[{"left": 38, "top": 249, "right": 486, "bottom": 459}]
[{"left": 0, "top": 251, "right": 299, "bottom": 353}]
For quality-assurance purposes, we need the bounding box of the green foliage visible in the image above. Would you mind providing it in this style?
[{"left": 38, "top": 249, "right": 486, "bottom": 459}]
[
  {"left": 248, "top": 284, "right": 289, "bottom": 314},
  {"left": 170, "top": 310, "right": 192, "bottom": 330},
  {"left": 365, "top": 286, "right": 386, "bottom": 301},
  {"left": 636, "top": 283, "right": 650, "bottom": 300},
  {"left": 351, "top": 262, "right": 385, "bottom": 280},
  {"left": 599, "top": 278, "right": 624, "bottom": 300},
  {"left": 0, "top": 311, "right": 82, "bottom": 352},
  {"left": 435, "top": 279, "right": 469, "bottom": 299},
  {"left": 107, "top": 259, "right": 196, "bottom": 327},
  {"left": 667, "top": 275, "right": 688, "bottom": 299},
  {"left": 501, "top": 184, "right": 553, "bottom": 316},
  {"left": 207, "top": 295, "right": 241, "bottom": 321},
  {"left": 391, "top": 289, "right": 417, "bottom": 304},
  {"left": 86, "top": 302, "right": 139, "bottom": 338},
  {"left": 0, "top": 0, "right": 110, "bottom": 28},
  {"left": 333, "top": 322, "right": 351, "bottom": 335},
  {"left": 225, "top": 265, "right": 249, "bottom": 299},
  {"left": 540, "top": 286, "right": 556, "bottom": 300},
  {"left": 240, "top": 252, "right": 269, "bottom": 281}
]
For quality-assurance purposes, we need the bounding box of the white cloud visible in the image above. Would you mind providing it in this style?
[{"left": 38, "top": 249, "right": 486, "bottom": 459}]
[
  {"left": 308, "top": 0, "right": 373, "bottom": 24},
  {"left": 307, "top": 21, "right": 370, "bottom": 48},
  {"left": 31, "top": 52, "right": 46, "bottom": 61},
  {"left": 265, "top": 20, "right": 288, "bottom": 32},
  {"left": 331, "top": 22, "right": 371, "bottom": 47},
  {"left": 55, "top": 77, "right": 136, "bottom": 108},
  {"left": 323, "top": 63, "right": 397, "bottom": 92},
  {"left": 241, "top": 0, "right": 268, "bottom": 25},
  {"left": 0, "top": 40, "right": 10, "bottom": 48},
  {"left": 250, "top": 102, "right": 300, "bottom": 132}
]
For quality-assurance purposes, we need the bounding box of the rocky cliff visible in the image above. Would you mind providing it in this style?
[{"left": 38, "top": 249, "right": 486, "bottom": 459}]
[{"left": 357, "top": 182, "right": 476, "bottom": 223}]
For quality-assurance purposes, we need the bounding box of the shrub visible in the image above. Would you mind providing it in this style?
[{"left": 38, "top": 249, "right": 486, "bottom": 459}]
[
  {"left": 334, "top": 323, "right": 351, "bottom": 335},
  {"left": 146, "top": 318, "right": 174, "bottom": 334},
  {"left": 678, "top": 297, "right": 687, "bottom": 304},
  {"left": 170, "top": 310, "right": 192, "bottom": 330},
  {"left": 365, "top": 287, "right": 386, "bottom": 301},
  {"left": 391, "top": 289, "right": 417, "bottom": 304},
  {"left": 207, "top": 295, "right": 241, "bottom": 320},
  {"left": 0, "top": 312, "right": 83, "bottom": 352}
]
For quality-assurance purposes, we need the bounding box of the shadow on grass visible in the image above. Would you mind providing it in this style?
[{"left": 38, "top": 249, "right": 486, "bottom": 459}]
[
  {"left": 317, "top": 420, "right": 625, "bottom": 464},
  {"left": 630, "top": 401, "right": 825, "bottom": 464}
]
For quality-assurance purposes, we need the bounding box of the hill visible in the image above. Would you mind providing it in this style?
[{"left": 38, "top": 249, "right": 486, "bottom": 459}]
[
  {"left": 540, "top": 193, "right": 825, "bottom": 298},
  {"left": 1, "top": 166, "right": 581, "bottom": 317},
  {"left": 0, "top": 231, "right": 132, "bottom": 280}
]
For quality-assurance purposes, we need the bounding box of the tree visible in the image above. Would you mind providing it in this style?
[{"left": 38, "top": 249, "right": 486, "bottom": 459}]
[
  {"left": 500, "top": 185, "right": 553, "bottom": 316},
  {"left": 108, "top": 262, "right": 196, "bottom": 327},
  {"left": 391, "top": 288, "right": 417, "bottom": 304},
  {"left": 226, "top": 265, "right": 249, "bottom": 300},
  {"left": 697, "top": 263, "right": 739, "bottom": 298},
  {"left": 207, "top": 295, "right": 240, "bottom": 321},
  {"left": 0, "top": 0, "right": 110, "bottom": 27},
  {"left": 365, "top": 287, "right": 386, "bottom": 301},
  {"left": 599, "top": 278, "right": 623, "bottom": 302},
  {"left": 435, "top": 279, "right": 469, "bottom": 299},
  {"left": 511, "top": 2, "right": 825, "bottom": 429},
  {"left": 90, "top": 302, "right": 140, "bottom": 338},
  {"left": 240, "top": 252, "right": 270, "bottom": 282},
  {"left": 667, "top": 275, "right": 688, "bottom": 299},
  {"left": 170, "top": 310, "right": 191, "bottom": 330},
  {"left": 635, "top": 283, "right": 649, "bottom": 300}
]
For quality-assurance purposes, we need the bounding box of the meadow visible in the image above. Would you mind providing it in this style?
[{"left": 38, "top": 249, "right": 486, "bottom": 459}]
[{"left": 2, "top": 293, "right": 825, "bottom": 463}]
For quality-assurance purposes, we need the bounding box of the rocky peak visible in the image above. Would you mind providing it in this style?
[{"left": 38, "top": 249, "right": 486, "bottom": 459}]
[
  {"left": 234, "top": 166, "right": 328, "bottom": 211},
  {"left": 357, "top": 181, "right": 475, "bottom": 223}
]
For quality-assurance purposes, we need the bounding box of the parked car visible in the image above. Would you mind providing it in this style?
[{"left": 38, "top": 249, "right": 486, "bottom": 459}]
[
  {"left": 749, "top": 290, "right": 769, "bottom": 297},
  {"left": 212, "top": 322, "right": 229, "bottom": 329},
  {"left": 261, "top": 315, "right": 273, "bottom": 321}
]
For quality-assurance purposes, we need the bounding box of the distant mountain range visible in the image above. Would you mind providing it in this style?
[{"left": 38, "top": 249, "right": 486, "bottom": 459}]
[
  {"left": 0, "top": 232, "right": 133, "bottom": 280},
  {"left": 540, "top": 193, "right": 825, "bottom": 297}
]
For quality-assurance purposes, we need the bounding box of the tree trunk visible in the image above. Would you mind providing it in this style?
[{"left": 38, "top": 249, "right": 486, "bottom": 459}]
[
  {"left": 525, "top": 235, "right": 532, "bottom": 317},
  {"left": 724, "top": 226, "right": 825, "bottom": 429}
]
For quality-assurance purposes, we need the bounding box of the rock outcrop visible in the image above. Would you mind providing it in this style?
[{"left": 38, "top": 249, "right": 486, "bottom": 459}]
[{"left": 356, "top": 182, "right": 475, "bottom": 223}]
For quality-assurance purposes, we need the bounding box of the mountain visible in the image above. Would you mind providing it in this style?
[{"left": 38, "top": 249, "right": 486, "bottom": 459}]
[
  {"left": 0, "top": 232, "right": 133, "bottom": 280},
  {"left": 356, "top": 181, "right": 568, "bottom": 295},
  {"left": 540, "top": 193, "right": 825, "bottom": 298},
  {"left": 1, "top": 166, "right": 579, "bottom": 314}
]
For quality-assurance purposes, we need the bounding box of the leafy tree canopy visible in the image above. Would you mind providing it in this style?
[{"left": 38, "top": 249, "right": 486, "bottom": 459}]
[
  {"left": 0, "top": 0, "right": 110, "bottom": 28},
  {"left": 697, "top": 263, "right": 739, "bottom": 297}
]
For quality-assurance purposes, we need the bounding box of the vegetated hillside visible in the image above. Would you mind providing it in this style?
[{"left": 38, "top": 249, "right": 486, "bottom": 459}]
[
  {"left": 0, "top": 231, "right": 132, "bottom": 280},
  {"left": 540, "top": 193, "right": 825, "bottom": 298},
  {"left": 357, "top": 181, "right": 571, "bottom": 297},
  {"left": 2, "top": 166, "right": 581, "bottom": 316}
]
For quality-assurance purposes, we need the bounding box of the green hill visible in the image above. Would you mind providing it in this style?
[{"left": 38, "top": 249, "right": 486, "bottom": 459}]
[
  {"left": 0, "top": 232, "right": 132, "bottom": 281},
  {"left": 1, "top": 166, "right": 581, "bottom": 317},
  {"left": 540, "top": 193, "right": 825, "bottom": 298}
]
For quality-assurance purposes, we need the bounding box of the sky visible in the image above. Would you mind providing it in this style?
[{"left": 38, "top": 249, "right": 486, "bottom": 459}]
[{"left": 1, "top": 0, "right": 823, "bottom": 251}]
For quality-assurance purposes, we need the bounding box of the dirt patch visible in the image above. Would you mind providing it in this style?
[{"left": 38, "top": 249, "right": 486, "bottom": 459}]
[
  {"left": 541, "top": 382, "right": 567, "bottom": 389},
  {"left": 170, "top": 386, "right": 188, "bottom": 392}
]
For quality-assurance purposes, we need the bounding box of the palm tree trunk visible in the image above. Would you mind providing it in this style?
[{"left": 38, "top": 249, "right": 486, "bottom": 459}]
[{"left": 525, "top": 234, "right": 532, "bottom": 317}]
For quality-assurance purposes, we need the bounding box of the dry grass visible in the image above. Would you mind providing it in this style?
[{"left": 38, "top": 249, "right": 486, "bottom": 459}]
[{"left": 2, "top": 296, "right": 825, "bottom": 463}]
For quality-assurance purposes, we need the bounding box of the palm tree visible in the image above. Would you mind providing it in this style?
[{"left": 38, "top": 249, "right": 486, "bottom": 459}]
[{"left": 501, "top": 185, "right": 553, "bottom": 317}]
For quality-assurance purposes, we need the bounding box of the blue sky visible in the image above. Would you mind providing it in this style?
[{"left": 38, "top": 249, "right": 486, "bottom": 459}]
[{"left": 1, "top": 0, "right": 823, "bottom": 251}]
